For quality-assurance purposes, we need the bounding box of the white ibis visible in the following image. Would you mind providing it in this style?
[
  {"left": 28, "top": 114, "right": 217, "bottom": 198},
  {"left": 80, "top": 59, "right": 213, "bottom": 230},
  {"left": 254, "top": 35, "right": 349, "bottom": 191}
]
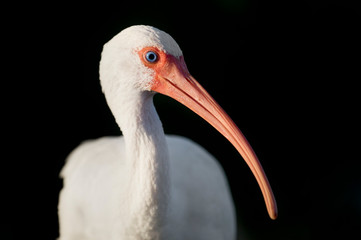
[{"left": 58, "top": 25, "right": 277, "bottom": 240}]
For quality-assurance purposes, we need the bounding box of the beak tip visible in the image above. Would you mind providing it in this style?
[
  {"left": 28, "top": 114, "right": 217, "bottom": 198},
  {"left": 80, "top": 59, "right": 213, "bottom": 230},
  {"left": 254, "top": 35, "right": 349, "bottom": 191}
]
[{"left": 268, "top": 205, "right": 278, "bottom": 220}]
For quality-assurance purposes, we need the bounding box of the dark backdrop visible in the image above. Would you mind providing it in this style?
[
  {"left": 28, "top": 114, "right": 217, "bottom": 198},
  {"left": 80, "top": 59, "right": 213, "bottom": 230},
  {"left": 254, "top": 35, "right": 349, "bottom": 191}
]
[{"left": 4, "top": 0, "right": 360, "bottom": 239}]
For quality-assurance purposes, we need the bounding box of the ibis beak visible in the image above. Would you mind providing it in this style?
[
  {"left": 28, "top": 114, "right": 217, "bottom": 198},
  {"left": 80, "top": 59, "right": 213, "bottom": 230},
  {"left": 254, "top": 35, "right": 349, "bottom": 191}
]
[{"left": 151, "top": 55, "right": 278, "bottom": 220}]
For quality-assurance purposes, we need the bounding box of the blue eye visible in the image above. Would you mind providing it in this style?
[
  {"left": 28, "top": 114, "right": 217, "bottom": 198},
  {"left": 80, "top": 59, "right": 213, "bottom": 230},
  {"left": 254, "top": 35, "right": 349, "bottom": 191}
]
[{"left": 145, "top": 51, "right": 158, "bottom": 63}]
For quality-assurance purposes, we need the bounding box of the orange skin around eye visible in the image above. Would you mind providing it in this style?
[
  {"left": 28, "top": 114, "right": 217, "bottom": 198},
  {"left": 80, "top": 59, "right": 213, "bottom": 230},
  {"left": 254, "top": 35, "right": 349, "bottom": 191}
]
[
  {"left": 138, "top": 47, "right": 190, "bottom": 91},
  {"left": 138, "top": 47, "right": 167, "bottom": 69}
]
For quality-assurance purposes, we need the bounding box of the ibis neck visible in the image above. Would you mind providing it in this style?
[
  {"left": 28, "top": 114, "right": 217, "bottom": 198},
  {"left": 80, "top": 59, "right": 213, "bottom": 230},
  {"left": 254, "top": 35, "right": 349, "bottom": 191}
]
[{"left": 117, "top": 92, "right": 170, "bottom": 239}]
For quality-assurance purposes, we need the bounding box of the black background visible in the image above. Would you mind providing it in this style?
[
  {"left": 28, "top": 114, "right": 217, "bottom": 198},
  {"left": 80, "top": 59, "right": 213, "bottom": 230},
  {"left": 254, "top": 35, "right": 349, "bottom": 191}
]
[{"left": 4, "top": 0, "right": 360, "bottom": 239}]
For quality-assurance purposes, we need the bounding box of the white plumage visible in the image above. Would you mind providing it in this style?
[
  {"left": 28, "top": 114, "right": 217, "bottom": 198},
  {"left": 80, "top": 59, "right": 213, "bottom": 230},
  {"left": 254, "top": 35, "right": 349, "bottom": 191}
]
[{"left": 58, "top": 25, "right": 277, "bottom": 240}]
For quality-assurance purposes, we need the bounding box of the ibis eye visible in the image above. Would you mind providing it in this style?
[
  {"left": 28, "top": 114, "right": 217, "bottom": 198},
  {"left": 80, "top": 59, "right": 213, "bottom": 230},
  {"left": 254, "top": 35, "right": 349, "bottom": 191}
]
[{"left": 145, "top": 51, "right": 158, "bottom": 63}]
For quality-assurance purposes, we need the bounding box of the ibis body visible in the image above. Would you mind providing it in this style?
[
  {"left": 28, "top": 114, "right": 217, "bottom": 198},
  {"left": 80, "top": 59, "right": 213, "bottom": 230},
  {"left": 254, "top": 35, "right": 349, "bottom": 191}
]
[{"left": 58, "top": 25, "right": 277, "bottom": 240}]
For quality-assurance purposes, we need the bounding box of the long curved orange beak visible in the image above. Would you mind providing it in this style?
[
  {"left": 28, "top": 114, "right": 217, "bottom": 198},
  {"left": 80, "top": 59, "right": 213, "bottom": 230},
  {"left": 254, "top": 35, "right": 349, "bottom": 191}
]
[{"left": 151, "top": 54, "right": 278, "bottom": 220}]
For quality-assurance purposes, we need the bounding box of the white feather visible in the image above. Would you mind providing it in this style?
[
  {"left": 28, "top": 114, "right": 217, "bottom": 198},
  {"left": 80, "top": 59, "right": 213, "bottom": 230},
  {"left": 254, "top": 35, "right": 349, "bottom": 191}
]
[{"left": 58, "top": 25, "right": 236, "bottom": 240}]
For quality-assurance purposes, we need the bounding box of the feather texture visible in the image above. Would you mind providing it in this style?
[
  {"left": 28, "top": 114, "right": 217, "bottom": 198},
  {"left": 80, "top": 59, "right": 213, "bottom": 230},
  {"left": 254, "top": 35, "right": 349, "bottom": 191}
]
[{"left": 58, "top": 25, "right": 236, "bottom": 240}]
